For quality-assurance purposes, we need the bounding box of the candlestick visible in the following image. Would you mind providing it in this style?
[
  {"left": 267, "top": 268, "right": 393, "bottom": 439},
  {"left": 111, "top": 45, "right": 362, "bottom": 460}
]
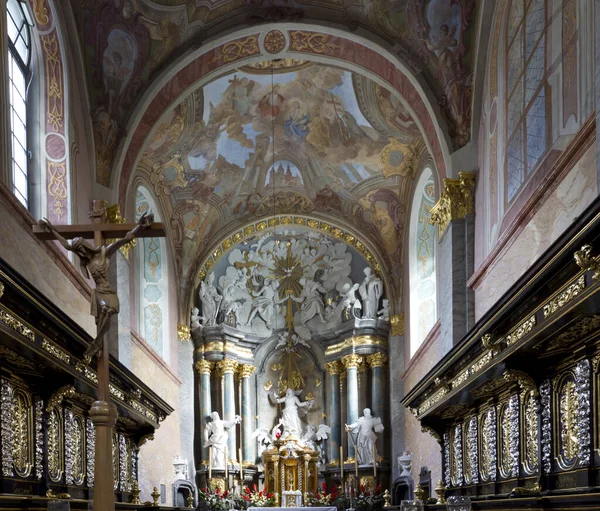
[
  {"left": 225, "top": 446, "right": 228, "bottom": 483},
  {"left": 340, "top": 446, "right": 344, "bottom": 482},
  {"left": 239, "top": 448, "right": 243, "bottom": 482},
  {"left": 208, "top": 446, "right": 212, "bottom": 480},
  {"left": 373, "top": 444, "right": 377, "bottom": 478},
  {"left": 355, "top": 455, "right": 358, "bottom": 478}
]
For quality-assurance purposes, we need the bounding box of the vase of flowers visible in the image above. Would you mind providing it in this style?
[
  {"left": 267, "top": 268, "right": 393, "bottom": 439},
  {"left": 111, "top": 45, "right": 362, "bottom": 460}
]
[
  {"left": 198, "top": 486, "right": 233, "bottom": 511},
  {"left": 355, "top": 483, "right": 384, "bottom": 511},
  {"left": 307, "top": 482, "right": 338, "bottom": 507},
  {"left": 243, "top": 484, "right": 276, "bottom": 507}
]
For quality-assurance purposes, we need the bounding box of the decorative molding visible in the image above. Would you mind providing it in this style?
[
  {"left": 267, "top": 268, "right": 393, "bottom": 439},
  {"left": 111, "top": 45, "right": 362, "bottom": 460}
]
[
  {"left": 506, "top": 315, "right": 536, "bottom": 346},
  {"left": 0, "top": 281, "right": 4, "bottom": 299},
  {"left": 538, "top": 315, "right": 600, "bottom": 356},
  {"left": 325, "top": 336, "right": 387, "bottom": 356},
  {"left": 324, "top": 361, "right": 343, "bottom": 375},
  {"left": 390, "top": 313, "right": 404, "bottom": 336},
  {"left": 540, "top": 380, "right": 552, "bottom": 474},
  {"left": 194, "top": 359, "right": 213, "bottom": 375},
  {"left": 1, "top": 379, "right": 14, "bottom": 477},
  {"left": 42, "top": 338, "right": 71, "bottom": 364},
  {"left": 575, "top": 359, "right": 591, "bottom": 466},
  {"left": 575, "top": 244, "right": 600, "bottom": 280},
  {"left": 429, "top": 172, "right": 476, "bottom": 235},
  {"left": 543, "top": 275, "right": 586, "bottom": 318},
  {"left": 177, "top": 324, "right": 191, "bottom": 343},
  {"left": 35, "top": 398, "right": 43, "bottom": 480},
  {"left": 503, "top": 370, "right": 538, "bottom": 395},
  {"left": 366, "top": 352, "right": 388, "bottom": 369},
  {"left": 341, "top": 353, "right": 363, "bottom": 370},
  {"left": 215, "top": 358, "right": 239, "bottom": 376},
  {"left": 0, "top": 306, "right": 35, "bottom": 341},
  {"left": 237, "top": 364, "right": 255, "bottom": 378},
  {"left": 47, "top": 386, "right": 75, "bottom": 410}
]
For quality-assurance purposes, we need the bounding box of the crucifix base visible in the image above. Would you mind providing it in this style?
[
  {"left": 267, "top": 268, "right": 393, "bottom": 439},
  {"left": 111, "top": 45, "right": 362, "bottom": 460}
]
[{"left": 90, "top": 400, "right": 118, "bottom": 511}]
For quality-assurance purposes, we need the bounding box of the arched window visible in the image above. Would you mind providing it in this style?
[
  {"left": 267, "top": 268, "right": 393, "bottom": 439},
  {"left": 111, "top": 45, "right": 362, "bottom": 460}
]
[
  {"left": 505, "top": 0, "right": 548, "bottom": 204},
  {"left": 136, "top": 186, "right": 170, "bottom": 361},
  {"left": 408, "top": 167, "right": 437, "bottom": 357},
  {"left": 7, "top": 0, "right": 32, "bottom": 208}
]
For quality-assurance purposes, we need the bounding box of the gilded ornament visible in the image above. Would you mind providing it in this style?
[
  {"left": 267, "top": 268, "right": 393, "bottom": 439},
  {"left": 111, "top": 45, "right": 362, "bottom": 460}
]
[
  {"left": 429, "top": 172, "right": 476, "bottom": 235},
  {"left": 367, "top": 352, "right": 388, "bottom": 368},
  {"left": 47, "top": 386, "right": 75, "bottom": 410},
  {"left": 575, "top": 359, "right": 591, "bottom": 466},
  {"left": 324, "top": 361, "right": 342, "bottom": 375},
  {"left": 417, "top": 385, "right": 448, "bottom": 416},
  {"left": 421, "top": 425, "right": 441, "bottom": 443},
  {"left": 33, "top": 0, "right": 50, "bottom": 25},
  {"left": 216, "top": 358, "right": 239, "bottom": 375},
  {"left": 0, "top": 282, "right": 4, "bottom": 299},
  {"left": 540, "top": 380, "right": 552, "bottom": 474},
  {"left": 413, "top": 482, "right": 426, "bottom": 502},
  {"left": 506, "top": 315, "right": 536, "bottom": 346},
  {"left": 150, "top": 154, "right": 188, "bottom": 196},
  {"left": 263, "top": 30, "right": 286, "bottom": 53},
  {"left": 64, "top": 409, "right": 75, "bottom": 485},
  {"left": 559, "top": 379, "right": 579, "bottom": 464},
  {"left": 238, "top": 364, "right": 256, "bottom": 378},
  {"left": 131, "top": 480, "right": 142, "bottom": 504},
  {"left": 210, "top": 36, "right": 260, "bottom": 65},
  {"left": 383, "top": 489, "right": 391, "bottom": 508},
  {"left": 341, "top": 354, "right": 363, "bottom": 370},
  {"left": 522, "top": 392, "right": 539, "bottom": 475},
  {"left": 449, "top": 424, "right": 463, "bottom": 486},
  {"left": 390, "top": 313, "right": 404, "bottom": 336},
  {"left": 105, "top": 204, "right": 137, "bottom": 258},
  {"left": 543, "top": 275, "right": 586, "bottom": 318},
  {"left": 194, "top": 360, "right": 213, "bottom": 375},
  {"left": 574, "top": 244, "right": 600, "bottom": 280},
  {"left": 481, "top": 333, "right": 503, "bottom": 354},
  {"left": 35, "top": 398, "right": 43, "bottom": 479},
  {"left": 187, "top": 493, "right": 195, "bottom": 508},
  {"left": 177, "top": 324, "right": 191, "bottom": 343},
  {"left": 151, "top": 486, "right": 161, "bottom": 506},
  {"left": 289, "top": 31, "right": 338, "bottom": 54},
  {"left": 0, "top": 307, "right": 35, "bottom": 341},
  {"left": 0, "top": 345, "right": 37, "bottom": 371},
  {"left": 42, "top": 338, "right": 71, "bottom": 364},
  {"left": 10, "top": 389, "right": 32, "bottom": 478},
  {"left": 48, "top": 162, "right": 68, "bottom": 220},
  {"left": 502, "top": 370, "right": 537, "bottom": 395},
  {"left": 540, "top": 315, "right": 600, "bottom": 356},
  {"left": 380, "top": 139, "right": 422, "bottom": 179},
  {"left": 434, "top": 480, "right": 446, "bottom": 504},
  {"left": 1, "top": 380, "right": 13, "bottom": 477},
  {"left": 47, "top": 407, "right": 63, "bottom": 482},
  {"left": 442, "top": 432, "right": 450, "bottom": 486}
]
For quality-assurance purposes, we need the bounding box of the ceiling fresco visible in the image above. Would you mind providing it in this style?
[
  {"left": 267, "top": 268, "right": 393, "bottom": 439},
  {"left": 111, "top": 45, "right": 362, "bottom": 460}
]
[
  {"left": 136, "top": 60, "right": 415, "bottom": 297},
  {"left": 69, "top": 0, "right": 477, "bottom": 186}
]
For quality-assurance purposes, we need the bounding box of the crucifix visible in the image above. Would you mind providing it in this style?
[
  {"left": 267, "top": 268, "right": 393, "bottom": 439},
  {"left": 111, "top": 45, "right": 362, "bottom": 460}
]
[{"left": 34, "top": 200, "right": 166, "bottom": 511}]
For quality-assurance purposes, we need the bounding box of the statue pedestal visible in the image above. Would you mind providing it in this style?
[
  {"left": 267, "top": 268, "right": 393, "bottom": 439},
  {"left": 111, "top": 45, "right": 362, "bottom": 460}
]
[{"left": 262, "top": 437, "right": 320, "bottom": 506}]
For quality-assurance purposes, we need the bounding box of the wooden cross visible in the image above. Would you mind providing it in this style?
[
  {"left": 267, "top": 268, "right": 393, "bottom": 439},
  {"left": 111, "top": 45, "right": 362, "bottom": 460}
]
[{"left": 34, "top": 200, "right": 166, "bottom": 511}]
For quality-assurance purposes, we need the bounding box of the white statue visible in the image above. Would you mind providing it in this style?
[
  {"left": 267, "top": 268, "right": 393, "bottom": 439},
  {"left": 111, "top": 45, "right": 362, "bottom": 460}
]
[
  {"left": 199, "top": 273, "right": 222, "bottom": 326},
  {"left": 300, "top": 423, "right": 331, "bottom": 453},
  {"left": 220, "top": 284, "right": 246, "bottom": 327},
  {"left": 345, "top": 408, "right": 384, "bottom": 465},
  {"left": 204, "top": 411, "right": 241, "bottom": 467},
  {"left": 378, "top": 299, "right": 390, "bottom": 321},
  {"left": 359, "top": 268, "right": 383, "bottom": 319},
  {"left": 246, "top": 279, "right": 286, "bottom": 329},
  {"left": 173, "top": 454, "right": 189, "bottom": 480},
  {"left": 191, "top": 307, "right": 202, "bottom": 329},
  {"left": 270, "top": 388, "right": 314, "bottom": 437},
  {"left": 289, "top": 277, "right": 326, "bottom": 324}
]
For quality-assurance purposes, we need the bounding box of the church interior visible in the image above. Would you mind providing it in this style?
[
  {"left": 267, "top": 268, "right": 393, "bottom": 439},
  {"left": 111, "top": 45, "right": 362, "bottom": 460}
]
[{"left": 0, "top": 0, "right": 598, "bottom": 509}]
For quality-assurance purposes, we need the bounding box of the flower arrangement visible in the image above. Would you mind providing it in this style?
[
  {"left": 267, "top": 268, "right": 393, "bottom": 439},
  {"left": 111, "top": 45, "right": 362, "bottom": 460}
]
[
  {"left": 307, "top": 482, "right": 338, "bottom": 507},
  {"left": 243, "top": 484, "right": 276, "bottom": 507},
  {"left": 355, "top": 483, "right": 384, "bottom": 511},
  {"left": 198, "top": 486, "right": 232, "bottom": 511}
]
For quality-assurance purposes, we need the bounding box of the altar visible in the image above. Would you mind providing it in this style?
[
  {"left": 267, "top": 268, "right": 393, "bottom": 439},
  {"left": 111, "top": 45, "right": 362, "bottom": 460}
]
[{"left": 252, "top": 508, "right": 336, "bottom": 511}]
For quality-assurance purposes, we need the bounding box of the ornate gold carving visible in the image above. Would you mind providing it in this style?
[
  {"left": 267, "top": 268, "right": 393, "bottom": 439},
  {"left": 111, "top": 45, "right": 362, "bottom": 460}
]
[
  {"left": 523, "top": 392, "right": 539, "bottom": 474},
  {"left": 325, "top": 335, "right": 387, "bottom": 356},
  {"left": 0, "top": 282, "right": 3, "bottom": 299},
  {"left": 48, "top": 162, "right": 67, "bottom": 220},
  {"left": 12, "top": 390, "right": 32, "bottom": 477},
  {"left": 429, "top": 172, "right": 476, "bottom": 235},
  {"left": 210, "top": 36, "right": 260, "bottom": 65},
  {"left": 289, "top": 31, "right": 338, "bottom": 53},
  {"left": 481, "top": 333, "right": 503, "bottom": 354},
  {"left": 47, "top": 386, "right": 75, "bottom": 410},
  {"left": 324, "top": 361, "right": 342, "bottom": 375},
  {"left": 499, "top": 404, "right": 511, "bottom": 477},
  {"left": 544, "top": 275, "right": 586, "bottom": 318},
  {"left": 506, "top": 315, "right": 536, "bottom": 346},
  {"left": 0, "top": 307, "right": 34, "bottom": 341},
  {"left": 151, "top": 155, "right": 188, "bottom": 195},
  {"left": 575, "top": 245, "right": 600, "bottom": 280},
  {"left": 216, "top": 358, "right": 239, "bottom": 375},
  {"left": 112, "top": 432, "right": 119, "bottom": 490},
  {"left": 75, "top": 362, "right": 98, "bottom": 383},
  {"left": 503, "top": 370, "right": 537, "bottom": 395},
  {"left": 42, "top": 338, "right": 71, "bottom": 364},
  {"left": 105, "top": 204, "right": 136, "bottom": 257},
  {"left": 367, "top": 352, "right": 388, "bottom": 368},
  {"left": 390, "top": 313, "right": 404, "bottom": 336},
  {"left": 72, "top": 415, "right": 85, "bottom": 485},
  {"left": 48, "top": 407, "right": 63, "bottom": 482},
  {"left": 131, "top": 481, "right": 142, "bottom": 504},
  {"left": 417, "top": 386, "right": 448, "bottom": 415},
  {"left": 413, "top": 483, "right": 426, "bottom": 502},
  {"left": 0, "top": 345, "right": 37, "bottom": 371},
  {"left": 238, "top": 364, "right": 255, "bottom": 378},
  {"left": 177, "top": 324, "right": 191, "bottom": 343},
  {"left": 472, "top": 378, "right": 508, "bottom": 399},
  {"left": 510, "top": 482, "right": 542, "bottom": 495},
  {"left": 540, "top": 315, "right": 600, "bottom": 356},
  {"left": 421, "top": 425, "right": 441, "bottom": 442},
  {"left": 559, "top": 380, "right": 579, "bottom": 462},
  {"left": 434, "top": 480, "right": 447, "bottom": 504},
  {"left": 263, "top": 30, "right": 286, "bottom": 53},
  {"left": 380, "top": 139, "right": 423, "bottom": 179},
  {"left": 341, "top": 354, "right": 363, "bottom": 370}
]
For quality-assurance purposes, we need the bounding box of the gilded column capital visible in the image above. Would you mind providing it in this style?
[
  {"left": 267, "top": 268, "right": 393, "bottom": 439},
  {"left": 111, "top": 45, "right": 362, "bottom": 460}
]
[
  {"left": 342, "top": 354, "right": 363, "bottom": 370},
  {"left": 177, "top": 324, "right": 191, "bottom": 343},
  {"left": 237, "top": 364, "right": 255, "bottom": 378},
  {"left": 325, "top": 361, "right": 343, "bottom": 375},
  {"left": 390, "top": 313, "right": 404, "bottom": 336},
  {"left": 194, "top": 360, "right": 213, "bottom": 375},
  {"left": 429, "top": 171, "right": 476, "bottom": 235},
  {"left": 216, "top": 358, "right": 238, "bottom": 376},
  {"left": 367, "top": 352, "right": 388, "bottom": 369}
]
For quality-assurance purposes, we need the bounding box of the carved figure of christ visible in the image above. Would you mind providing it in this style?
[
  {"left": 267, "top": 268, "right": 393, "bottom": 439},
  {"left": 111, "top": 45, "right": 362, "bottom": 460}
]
[{"left": 34, "top": 200, "right": 165, "bottom": 511}]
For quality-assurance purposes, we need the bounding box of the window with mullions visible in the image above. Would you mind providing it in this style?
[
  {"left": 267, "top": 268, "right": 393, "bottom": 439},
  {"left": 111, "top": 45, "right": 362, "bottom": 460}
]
[
  {"left": 505, "top": 0, "right": 548, "bottom": 204},
  {"left": 7, "top": 0, "right": 32, "bottom": 208}
]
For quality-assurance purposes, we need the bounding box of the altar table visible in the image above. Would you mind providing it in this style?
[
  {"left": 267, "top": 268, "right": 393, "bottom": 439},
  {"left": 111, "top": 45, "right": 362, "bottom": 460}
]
[{"left": 252, "top": 507, "right": 337, "bottom": 511}]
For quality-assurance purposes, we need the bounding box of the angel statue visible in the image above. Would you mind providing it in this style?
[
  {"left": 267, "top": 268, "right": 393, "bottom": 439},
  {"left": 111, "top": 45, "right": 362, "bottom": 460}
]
[
  {"left": 300, "top": 423, "right": 331, "bottom": 457},
  {"left": 204, "top": 411, "right": 241, "bottom": 468},
  {"left": 252, "top": 420, "right": 283, "bottom": 456},
  {"left": 269, "top": 388, "right": 314, "bottom": 437},
  {"left": 345, "top": 408, "right": 384, "bottom": 465}
]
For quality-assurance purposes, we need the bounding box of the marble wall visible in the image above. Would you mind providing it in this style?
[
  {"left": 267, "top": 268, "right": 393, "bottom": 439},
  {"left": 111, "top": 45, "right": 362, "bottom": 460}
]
[
  {"left": 132, "top": 339, "right": 182, "bottom": 504},
  {"left": 474, "top": 144, "right": 597, "bottom": 319}
]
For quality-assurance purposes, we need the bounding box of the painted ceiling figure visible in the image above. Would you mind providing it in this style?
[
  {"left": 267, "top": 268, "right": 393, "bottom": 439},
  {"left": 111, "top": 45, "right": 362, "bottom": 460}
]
[{"left": 258, "top": 84, "right": 284, "bottom": 118}]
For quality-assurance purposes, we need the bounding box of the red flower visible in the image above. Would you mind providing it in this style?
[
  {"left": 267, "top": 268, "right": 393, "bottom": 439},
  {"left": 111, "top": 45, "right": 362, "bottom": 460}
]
[{"left": 245, "top": 487, "right": 251, "bottom": 494}]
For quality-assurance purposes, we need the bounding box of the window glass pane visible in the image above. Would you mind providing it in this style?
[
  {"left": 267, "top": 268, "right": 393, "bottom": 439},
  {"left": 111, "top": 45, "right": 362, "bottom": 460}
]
[
  {"left": 507, "top": 125, "right": 524, "bottom": 202},
  {"left": 12, "top": 138, "right": 27, "bottom": 171},
  {"left": 12, "top": 93, "right": 26, "bottom": 123},
  {"left": 507, "top": 79, "right": 523, "bottom": 140},
  {"left": 13, "top": 165, "right": 27, "bottom": 197},
  {"left": 10, "top": 59, "right": 26, "bottom": 96},
  {"left": 7, "top": 14, "right": 18, "bottom": 43},
  {"left": 507, "top": 24, "right": 523, "bottom": 95},
  {"left": 526, "top": 92, "right": 546, "bottom": 175},
  {"left": 15, "top": 35, "right": 28, "bottom": 63},
  {"left": 525, "top": 0, "right": 545, "bottom": 58},
  {"left": 507, "top": 0, "right": 524, "bottom": 45},
  {"left": 12, "top": 116, "right": 26, "bottom": 145},
  {"left": 525, "top": 34, "right": 544, "bottom": 103}
]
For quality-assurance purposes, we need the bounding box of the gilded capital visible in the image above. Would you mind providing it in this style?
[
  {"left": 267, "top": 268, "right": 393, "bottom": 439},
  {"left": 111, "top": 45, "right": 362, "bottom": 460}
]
[
  {"left": 177, "top": 324, "right": 191, "bottom": 343},
  {"left": 429, "top": 171, "right": 476, "bottom": 235},
  {"left": 216, "top": 358, "right": 238, "bottom": 375},
  {"left": 342, "top": 354, "right": 363, "bottom": 370},
  {"left": 194, "top": 359, "right": 213, "bottom": 375},
  {"left": 238, "top": 364, "right": 256, "bottom": 378},
  {"left": 390, "top": 313, "right": 404, "bottom": 336},
  {"left": 325, "top": 361, "right": 343, "bottom": 375},
  {"left": 367, "top": 352, "right": 388, "bottom": 368}
]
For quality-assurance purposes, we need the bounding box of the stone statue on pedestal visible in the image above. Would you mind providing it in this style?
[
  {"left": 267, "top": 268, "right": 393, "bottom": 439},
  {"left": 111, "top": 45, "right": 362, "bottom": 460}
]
[
  {"left": 204, "top": 411, "right": 241, "bottom": 467},
  {"left": 345, "top": 408, "right": 384, "bottom": 465},
  {"left": 199, "top": 273, "right": 221, "bottom": 326},
  {"left": 359, "top": 268, "right": 383, "bottom": 319},
  {"left": 269, "top": 388, "right": 314, "bottom": 437}
]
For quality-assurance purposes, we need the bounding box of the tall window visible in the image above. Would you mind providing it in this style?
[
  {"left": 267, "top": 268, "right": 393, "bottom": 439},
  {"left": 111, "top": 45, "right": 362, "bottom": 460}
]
[
  {"left": 408, "top": 168, "right": 437, "bottom": 357},
  {"left": 7, "top": 0, "right": 32, "bottom": 208},
  {"left": 505, "top": 0, "right": 548, "bottom": 204},
  {"left": 136, "top": 186, "right": 170, "bottom": 361}
]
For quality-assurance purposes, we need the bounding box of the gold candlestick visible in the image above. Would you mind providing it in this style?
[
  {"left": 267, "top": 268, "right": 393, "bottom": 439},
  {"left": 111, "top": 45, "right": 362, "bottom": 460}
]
[
  {"left": 186, "top": 493, "right": 195, "bottom": 508},
  {"left": 130, "top": 481, "right": 141, "bottom": 505},
  {"left": 434, "top": 479, "right": 446, "bottom": 504},
  {"left": 151, "top": 486, "right": 161, "bottom": 507},
  {"left": 383, "top": 489, "right": 391, "bottom": 508},
  {"left": 340, "top": 446, "right": 344, "bottom": 482},
  {"left": 414, "top": 482, "right": 426, "bottom": 502}
]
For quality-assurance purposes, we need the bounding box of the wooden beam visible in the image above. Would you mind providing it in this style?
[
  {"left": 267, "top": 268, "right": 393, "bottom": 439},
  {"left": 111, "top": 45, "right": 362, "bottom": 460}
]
[{"left": 33, "top": 222, "right": 166, "bottom": 240}]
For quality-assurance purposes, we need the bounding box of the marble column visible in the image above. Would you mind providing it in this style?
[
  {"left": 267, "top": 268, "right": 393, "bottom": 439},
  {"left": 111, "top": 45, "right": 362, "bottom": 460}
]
[
  {"left": 196, "top": 360, "right": 213, "bottom": 463},
  {"left": 238, "top": 364, "right": 255, "bottom": 464},
  {"left": 325, "top": 360, "right": 343, "bottom": 464},
  {"left": 366, "top": 353, "right": 387, "bottom": 422},
  {"left": 216, "top": 358, "right": 239, "bottom": 462},
  {"left": 0, "top": 0, "right": 11, "bottom": 184},
  {"left": 342, "top": 354, "right": 363, "bottom": 460}
]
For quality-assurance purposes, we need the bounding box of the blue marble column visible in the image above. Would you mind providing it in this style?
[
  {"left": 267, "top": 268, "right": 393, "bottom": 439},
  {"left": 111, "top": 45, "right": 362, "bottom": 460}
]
[
  {"left": 217, "top": 358, "right": 239, "bottom": 463},
  {"left": 238, "top": 364, "right": 255, "bottom": 464},
  {"left": 196, "top": 360, "right": 213, "bottom": 463},
  {"left": 367, "top": 353, "right": 387, "bottom": 421},
  {"left": 342, "top": 354, "right": 363, "bottom": 460},
  {"left": 325, "top": 361, "right": 342, "bottom": 464}
]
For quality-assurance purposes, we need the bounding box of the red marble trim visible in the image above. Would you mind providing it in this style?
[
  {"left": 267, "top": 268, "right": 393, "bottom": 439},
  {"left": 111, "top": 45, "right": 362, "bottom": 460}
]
[
  {"left": 118, "top": 31, "right": 447, "bottom": 205},
  {"left": 130, "top": 328, "right": 183, "bottom": 386},
  {"left": 401, "top": 319, "right": 441, "bottom": 380},
  {"left": 469, "top": 114, "right": 596, "bottom": 290},
  {"left": 0, "top": 180, "right": 91, "bottom": 301}
]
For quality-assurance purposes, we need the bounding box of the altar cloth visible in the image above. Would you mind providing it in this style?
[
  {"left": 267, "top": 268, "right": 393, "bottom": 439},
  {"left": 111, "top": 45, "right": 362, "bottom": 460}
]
[{"left": 252, "top": 507, "right": 336, "bottom": 511}]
